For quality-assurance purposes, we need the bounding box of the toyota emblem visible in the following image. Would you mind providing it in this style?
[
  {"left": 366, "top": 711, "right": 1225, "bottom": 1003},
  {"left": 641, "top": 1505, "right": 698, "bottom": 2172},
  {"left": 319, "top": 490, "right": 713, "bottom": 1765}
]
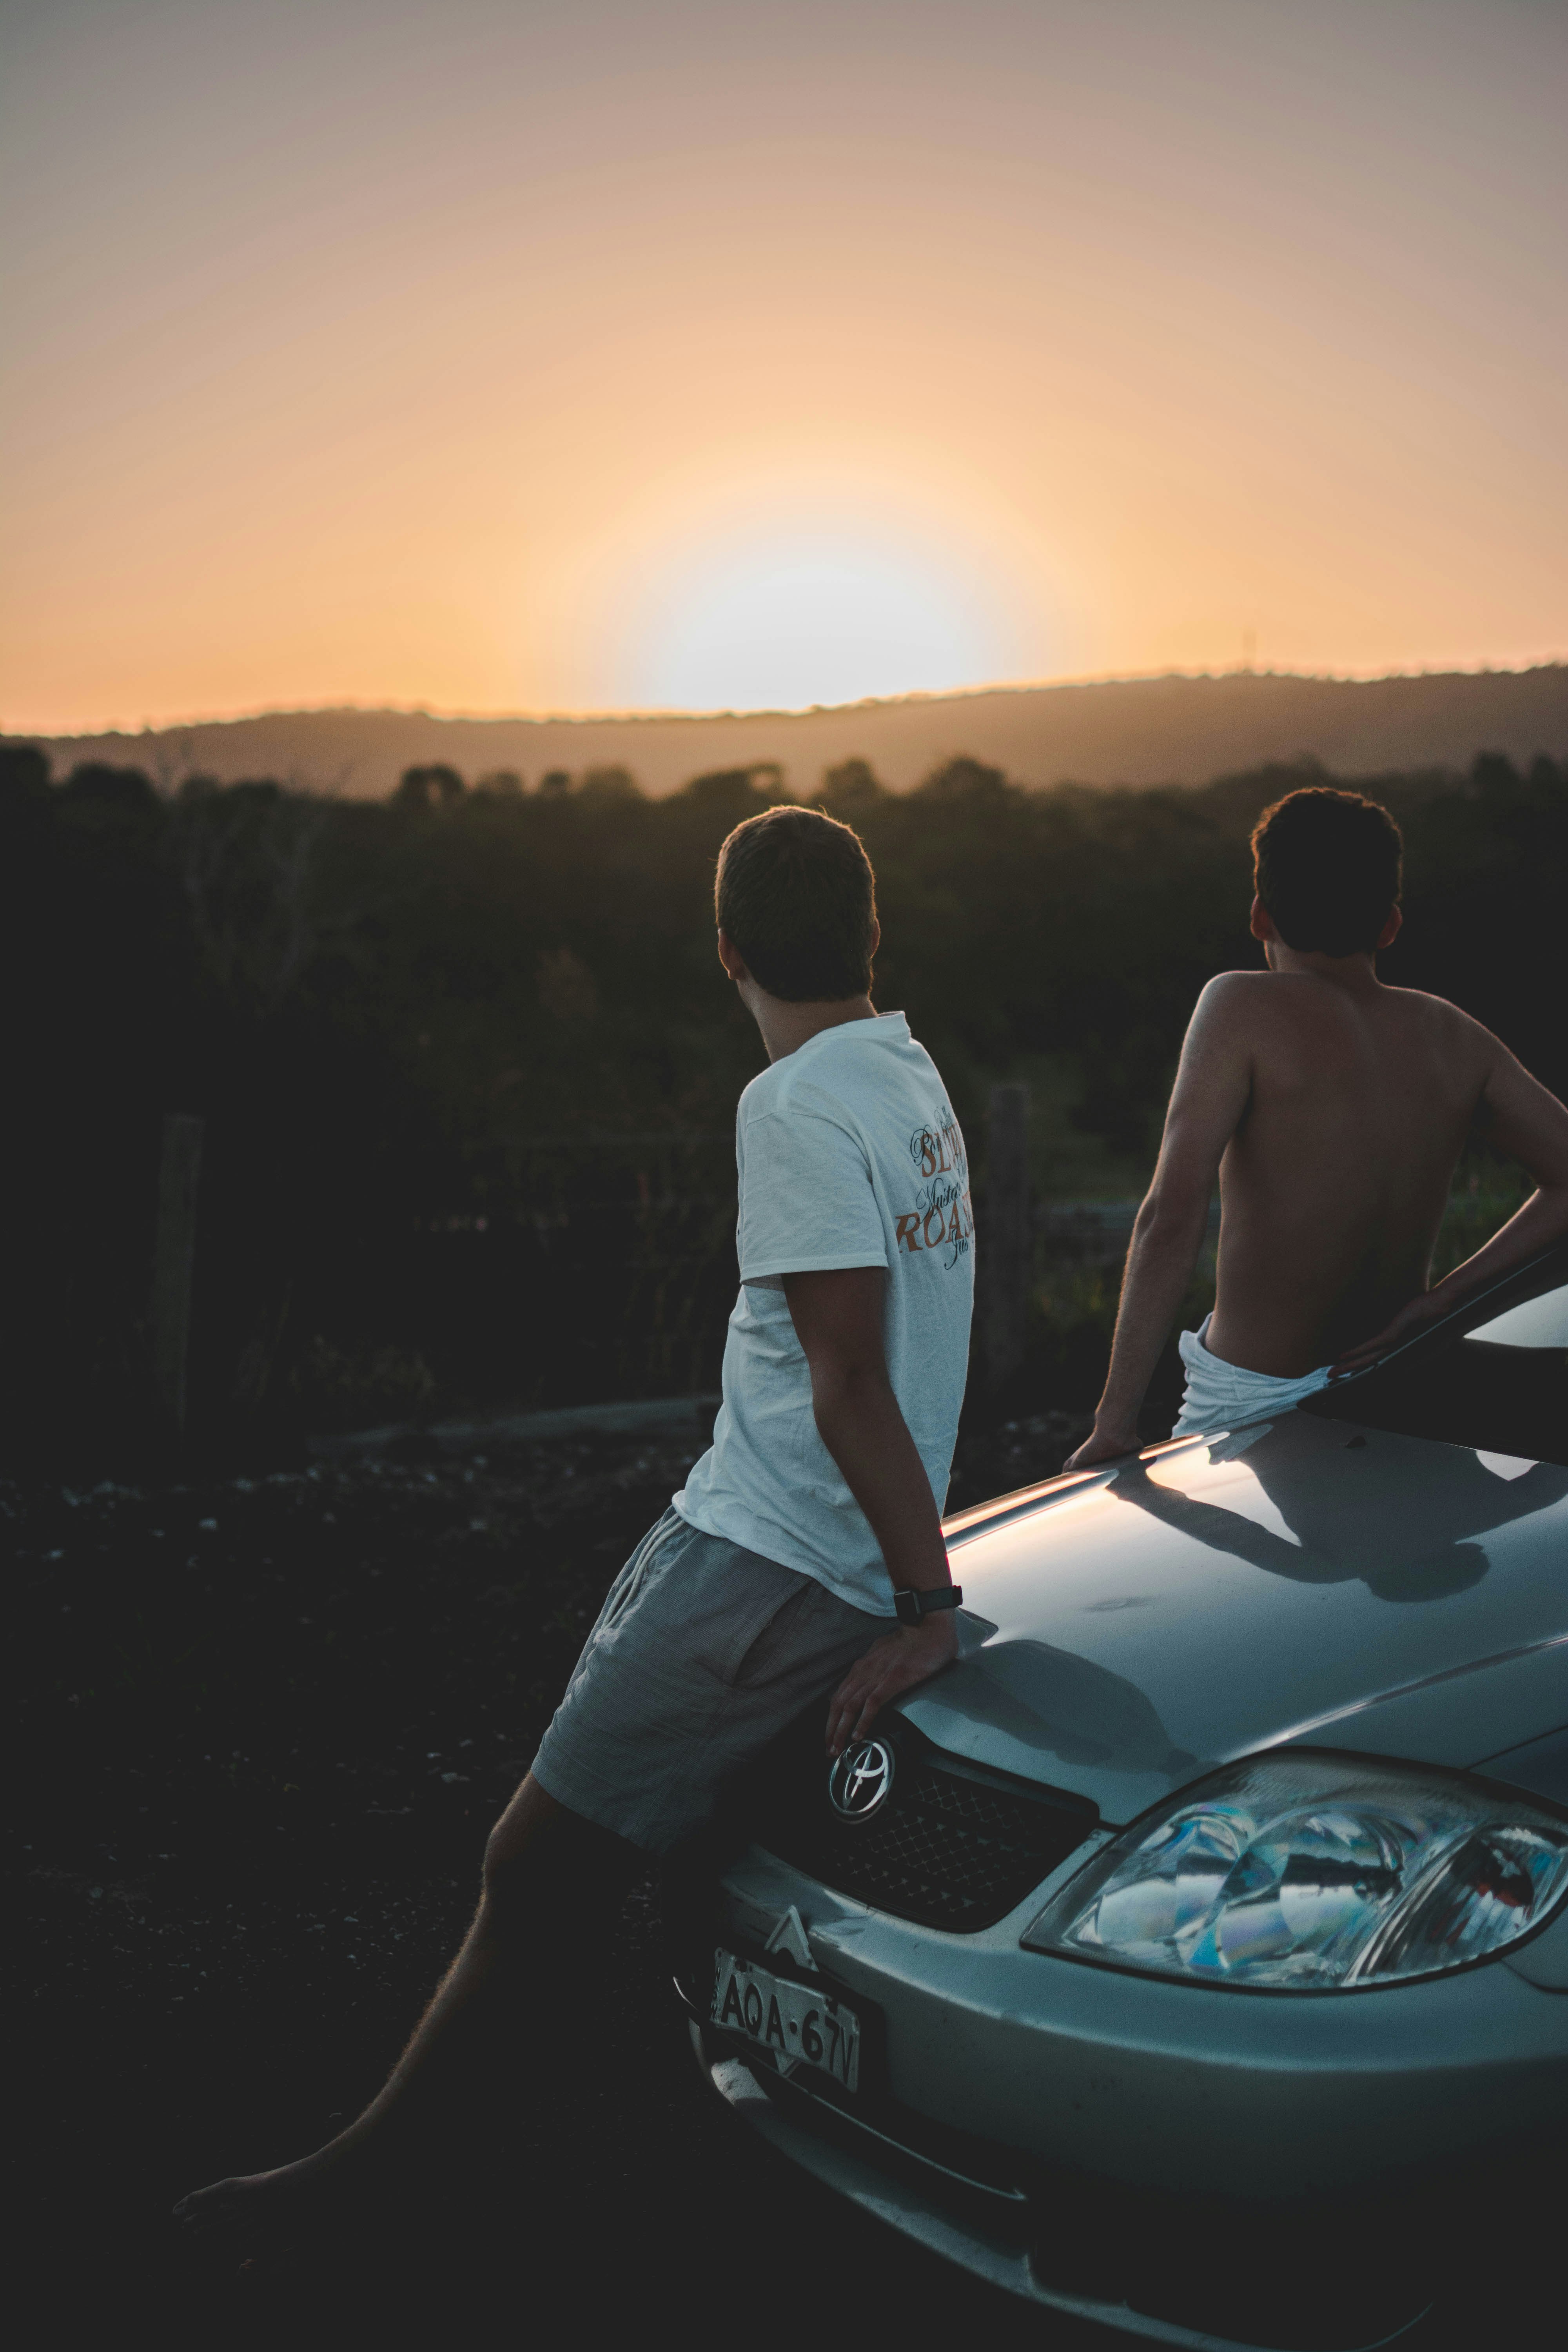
[{"left": 829, "top": 1737, "right": 895, "bottom": 1821}]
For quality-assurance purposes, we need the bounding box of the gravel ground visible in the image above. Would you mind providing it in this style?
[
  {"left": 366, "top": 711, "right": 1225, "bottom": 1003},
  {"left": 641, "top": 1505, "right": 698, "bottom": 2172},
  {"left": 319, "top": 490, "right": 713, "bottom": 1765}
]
[{"left": 11, "top": 1412, "right": 1134, "bottom": 2350}]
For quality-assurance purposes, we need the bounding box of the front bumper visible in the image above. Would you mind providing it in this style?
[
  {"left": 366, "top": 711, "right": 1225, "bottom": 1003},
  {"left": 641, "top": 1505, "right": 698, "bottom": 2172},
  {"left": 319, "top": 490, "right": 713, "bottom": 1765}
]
[{"left": 699, "top": 1843, "right": 1568, "bottom": 2350}]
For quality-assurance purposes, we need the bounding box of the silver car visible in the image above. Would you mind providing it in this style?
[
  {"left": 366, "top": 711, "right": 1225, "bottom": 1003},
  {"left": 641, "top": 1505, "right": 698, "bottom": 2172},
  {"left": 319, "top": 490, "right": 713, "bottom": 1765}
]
[{"left": 687, "top": 1243, "right": 1568, "bottom": 2351}]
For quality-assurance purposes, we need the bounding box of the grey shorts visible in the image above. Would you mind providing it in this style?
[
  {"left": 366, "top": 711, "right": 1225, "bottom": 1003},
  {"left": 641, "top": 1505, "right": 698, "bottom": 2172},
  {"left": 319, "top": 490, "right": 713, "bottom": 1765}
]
[{"left": 531, "top": 1506, "right": 884, "bottom": 1854}]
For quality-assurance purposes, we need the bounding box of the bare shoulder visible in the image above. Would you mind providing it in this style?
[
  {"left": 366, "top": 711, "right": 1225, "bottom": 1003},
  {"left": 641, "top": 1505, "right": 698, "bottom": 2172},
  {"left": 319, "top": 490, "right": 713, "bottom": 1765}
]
[
  {"left": 1190, "top": 969, "right": 1276, "bottom": 1025},
  {"left": 1191, "top": 968, "right": 1333, "bottom": 1037},
  {"left": 1381, "top": 985, "right": 1497, "bottom": 1064}
]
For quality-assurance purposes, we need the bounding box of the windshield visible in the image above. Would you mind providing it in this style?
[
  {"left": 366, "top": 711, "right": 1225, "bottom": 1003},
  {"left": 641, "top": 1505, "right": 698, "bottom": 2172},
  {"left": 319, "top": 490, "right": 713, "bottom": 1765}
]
[{"left": 1300, "top": 1243, "right": 1568, "bottom": 1468}]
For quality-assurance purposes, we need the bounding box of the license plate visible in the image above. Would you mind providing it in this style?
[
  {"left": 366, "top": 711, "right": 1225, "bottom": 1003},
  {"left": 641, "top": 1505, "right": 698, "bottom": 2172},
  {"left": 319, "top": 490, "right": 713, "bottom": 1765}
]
[{"left": 711, "top": 1947, "right": 861, "bottom": 2092}]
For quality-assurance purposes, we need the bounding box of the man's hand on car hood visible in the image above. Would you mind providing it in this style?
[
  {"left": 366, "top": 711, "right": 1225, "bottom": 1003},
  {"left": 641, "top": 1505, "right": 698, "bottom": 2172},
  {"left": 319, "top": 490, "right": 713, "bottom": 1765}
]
[{"left": 826, "top": 1613, "right": 958, "bottom": 1757}]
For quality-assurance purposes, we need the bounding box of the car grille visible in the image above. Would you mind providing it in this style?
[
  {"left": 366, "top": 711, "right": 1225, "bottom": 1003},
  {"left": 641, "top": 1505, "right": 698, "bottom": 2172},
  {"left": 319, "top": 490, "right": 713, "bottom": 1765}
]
[{"left": 750, "top": 1709, "right": 1096, "bottom": 1931}]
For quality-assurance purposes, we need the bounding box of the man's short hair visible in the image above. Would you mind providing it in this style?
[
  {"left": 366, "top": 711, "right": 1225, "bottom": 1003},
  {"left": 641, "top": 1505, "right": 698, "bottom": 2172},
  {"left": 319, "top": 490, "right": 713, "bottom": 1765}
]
[
  {"left": 1251, "top": 788, "right": 1403, "bottom": 956},
  {"left": 715, "top": 804, "right": 877, "bottom": 1002}
]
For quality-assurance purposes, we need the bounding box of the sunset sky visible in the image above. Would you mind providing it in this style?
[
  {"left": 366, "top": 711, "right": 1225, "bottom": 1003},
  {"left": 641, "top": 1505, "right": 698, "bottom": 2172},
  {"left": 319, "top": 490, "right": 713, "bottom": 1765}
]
[{"left": 3, "top": 0, "right": 1564, "bottom": 733}]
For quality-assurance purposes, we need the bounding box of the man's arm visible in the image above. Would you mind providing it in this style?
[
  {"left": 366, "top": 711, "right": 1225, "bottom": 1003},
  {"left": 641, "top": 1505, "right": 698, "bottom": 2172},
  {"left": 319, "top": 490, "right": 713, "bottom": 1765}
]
[
  {"left": 1066, "top": 977, "right": 1254, "bottom": 1468},
  {"left": 782, "top": 1265, "right": 958, "bottom": 1756},
  {"left": 1335, "top": 1035, "right": 1568, "bottom": 1371}
]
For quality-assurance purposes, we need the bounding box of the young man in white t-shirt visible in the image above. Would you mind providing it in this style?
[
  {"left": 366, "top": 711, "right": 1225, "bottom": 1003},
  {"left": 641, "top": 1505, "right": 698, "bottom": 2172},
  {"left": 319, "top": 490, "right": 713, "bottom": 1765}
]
[{"left": 178, "top": 803, "right": 975, "bottom": 2240}]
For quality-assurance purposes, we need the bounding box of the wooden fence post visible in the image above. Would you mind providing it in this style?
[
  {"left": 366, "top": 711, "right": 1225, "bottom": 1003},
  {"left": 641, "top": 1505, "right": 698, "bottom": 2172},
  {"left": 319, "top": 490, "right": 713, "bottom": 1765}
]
[
  {"left": 983, "top": 1082, "right": 1030, "bottom": 1391},
  {"left": 151, "top": 1113, "right": 204, "bottom": 1441}
]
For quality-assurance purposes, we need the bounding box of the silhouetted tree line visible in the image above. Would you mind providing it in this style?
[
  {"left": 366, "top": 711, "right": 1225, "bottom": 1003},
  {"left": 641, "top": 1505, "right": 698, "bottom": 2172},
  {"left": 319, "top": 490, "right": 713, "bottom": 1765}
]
[{"left": 2, "top": 737, "right": 1563, "bottom": 1463}]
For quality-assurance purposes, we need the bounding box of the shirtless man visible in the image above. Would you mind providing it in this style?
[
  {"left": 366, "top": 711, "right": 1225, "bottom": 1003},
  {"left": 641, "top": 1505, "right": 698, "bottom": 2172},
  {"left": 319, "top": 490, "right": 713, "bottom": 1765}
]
[{"left": 1067, "top": 786, "right": 1568, "bottom": 1468}]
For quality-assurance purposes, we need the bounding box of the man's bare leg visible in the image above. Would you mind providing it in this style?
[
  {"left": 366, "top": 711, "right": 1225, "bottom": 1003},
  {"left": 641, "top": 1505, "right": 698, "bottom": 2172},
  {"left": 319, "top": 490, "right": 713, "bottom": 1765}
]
[{"left": 174, "top": 1773, "right": 641, "bottom": 2238}]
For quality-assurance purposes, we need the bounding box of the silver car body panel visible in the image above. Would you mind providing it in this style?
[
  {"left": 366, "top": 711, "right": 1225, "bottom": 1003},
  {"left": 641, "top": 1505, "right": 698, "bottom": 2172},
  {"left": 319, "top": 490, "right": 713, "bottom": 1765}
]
[
  {"left": 714, "top": 1846, "right": 1568, "bottom": 2203},
  {"left": 907, "top": 1411, "right": 1568, "bottom": 1818},
  {"left": 699, "top": 2044, "right": 1434, "bottom": 2352},
  {"left": 704, "top": 1405, "right": 1568, "bottom": 2342}
]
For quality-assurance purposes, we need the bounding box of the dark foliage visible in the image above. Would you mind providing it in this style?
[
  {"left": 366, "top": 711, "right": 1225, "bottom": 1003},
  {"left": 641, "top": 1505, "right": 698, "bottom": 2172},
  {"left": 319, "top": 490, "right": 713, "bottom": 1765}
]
[{"left": 2, "top": 742, "right": 1563, "bottom": 1464}]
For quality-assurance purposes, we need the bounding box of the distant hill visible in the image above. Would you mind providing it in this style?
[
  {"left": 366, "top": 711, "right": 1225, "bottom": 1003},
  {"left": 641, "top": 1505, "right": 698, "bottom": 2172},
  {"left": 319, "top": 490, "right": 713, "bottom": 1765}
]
[{"left": 11, "top": 664, "right": 1566, "bottom": 799}]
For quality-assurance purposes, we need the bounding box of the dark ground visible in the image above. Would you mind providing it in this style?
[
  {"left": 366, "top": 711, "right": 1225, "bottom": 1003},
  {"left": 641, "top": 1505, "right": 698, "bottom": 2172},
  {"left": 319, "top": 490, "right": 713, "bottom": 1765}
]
[{"left": 13, "top": 1410, "right": 1162, "bottom": 2351}]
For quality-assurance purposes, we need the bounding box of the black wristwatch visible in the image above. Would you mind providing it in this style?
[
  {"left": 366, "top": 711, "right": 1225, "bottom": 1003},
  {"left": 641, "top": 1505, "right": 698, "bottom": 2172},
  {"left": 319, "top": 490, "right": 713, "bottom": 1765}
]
[{"left": 893, "top": 1584, "right": 963, "bottom": 1628}]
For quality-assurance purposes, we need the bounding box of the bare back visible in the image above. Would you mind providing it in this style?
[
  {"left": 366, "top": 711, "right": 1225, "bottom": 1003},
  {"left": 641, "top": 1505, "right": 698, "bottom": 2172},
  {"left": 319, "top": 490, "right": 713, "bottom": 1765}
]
[
  {"left": 1204, "top": 976, "right": 1483, "bottom": 1374},
  {"left": 1067, "top": 942, "right": 1568, "bottom": 1471}
]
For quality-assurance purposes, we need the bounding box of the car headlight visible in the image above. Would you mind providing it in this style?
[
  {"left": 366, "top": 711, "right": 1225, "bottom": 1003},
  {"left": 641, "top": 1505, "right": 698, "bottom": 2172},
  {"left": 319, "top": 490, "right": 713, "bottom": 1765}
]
[{"left": 1023, "top": 1750, "right": 1568, "bottom": 1991}]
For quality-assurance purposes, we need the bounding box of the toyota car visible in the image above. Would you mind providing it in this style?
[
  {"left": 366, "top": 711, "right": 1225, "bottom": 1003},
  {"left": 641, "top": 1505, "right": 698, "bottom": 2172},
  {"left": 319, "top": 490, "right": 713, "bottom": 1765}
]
[{"left": 684, "top": 1242, "right": 1568, "bottom": 2351}]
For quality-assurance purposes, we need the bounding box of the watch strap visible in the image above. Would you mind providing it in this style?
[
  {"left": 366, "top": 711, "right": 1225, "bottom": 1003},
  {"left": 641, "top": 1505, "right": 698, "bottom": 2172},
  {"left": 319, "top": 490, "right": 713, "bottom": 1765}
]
[{"left": 893, "top": 1584, "right": 963, "bottom": 1626}]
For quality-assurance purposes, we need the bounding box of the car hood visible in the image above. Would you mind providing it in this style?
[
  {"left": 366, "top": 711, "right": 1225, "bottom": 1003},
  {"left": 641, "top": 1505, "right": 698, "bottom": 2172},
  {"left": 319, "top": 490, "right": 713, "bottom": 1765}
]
[{"left": 901, "top": 1408, "right": 1568, "bottom": 1824}]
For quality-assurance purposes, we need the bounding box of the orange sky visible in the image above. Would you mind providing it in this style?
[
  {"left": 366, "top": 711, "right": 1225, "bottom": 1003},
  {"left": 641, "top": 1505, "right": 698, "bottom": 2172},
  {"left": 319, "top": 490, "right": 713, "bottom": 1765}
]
[{"left": 3, "top": 0, "right": 1564, "bottom": 734}]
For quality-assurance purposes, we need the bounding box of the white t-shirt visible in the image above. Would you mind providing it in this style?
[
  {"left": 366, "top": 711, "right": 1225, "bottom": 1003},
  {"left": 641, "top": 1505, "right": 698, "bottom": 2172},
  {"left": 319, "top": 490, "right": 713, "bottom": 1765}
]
[{"left": 674, "top": 1011, "right": 975, "bottom": 1615}]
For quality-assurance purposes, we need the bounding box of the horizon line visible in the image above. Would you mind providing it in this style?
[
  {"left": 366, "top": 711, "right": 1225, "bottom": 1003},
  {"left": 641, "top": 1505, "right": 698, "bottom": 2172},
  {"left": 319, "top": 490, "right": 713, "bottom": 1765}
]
[{"left": 7, "top": 653, "right": 1566, "bottom": 743}]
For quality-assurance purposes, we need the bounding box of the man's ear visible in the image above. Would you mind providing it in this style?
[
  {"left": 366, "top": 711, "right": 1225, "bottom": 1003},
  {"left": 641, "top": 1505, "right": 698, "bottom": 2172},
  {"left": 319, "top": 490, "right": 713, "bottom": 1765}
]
[
  {"left": 716, "top": 927, "right": 750, "bottom": 984},
  {"left": 1249, "top": 895, "right": 1275, "bottom": 944},
  {"left": 1376, "top": 904, "right": 1403, "bottom": 951},
  {"left": 868, "top": 916, "right": 881, "bottom": 960}
]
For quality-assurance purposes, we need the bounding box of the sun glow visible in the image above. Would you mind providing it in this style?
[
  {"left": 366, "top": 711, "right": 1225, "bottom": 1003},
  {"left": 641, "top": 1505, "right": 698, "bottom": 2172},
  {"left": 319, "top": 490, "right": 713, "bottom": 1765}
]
[
  {"left": 5, "top": 4, "right": 1562, "bottom": 731},
  {"left": 634, "top": 532, "right": 1005, "bottom": 712}
]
